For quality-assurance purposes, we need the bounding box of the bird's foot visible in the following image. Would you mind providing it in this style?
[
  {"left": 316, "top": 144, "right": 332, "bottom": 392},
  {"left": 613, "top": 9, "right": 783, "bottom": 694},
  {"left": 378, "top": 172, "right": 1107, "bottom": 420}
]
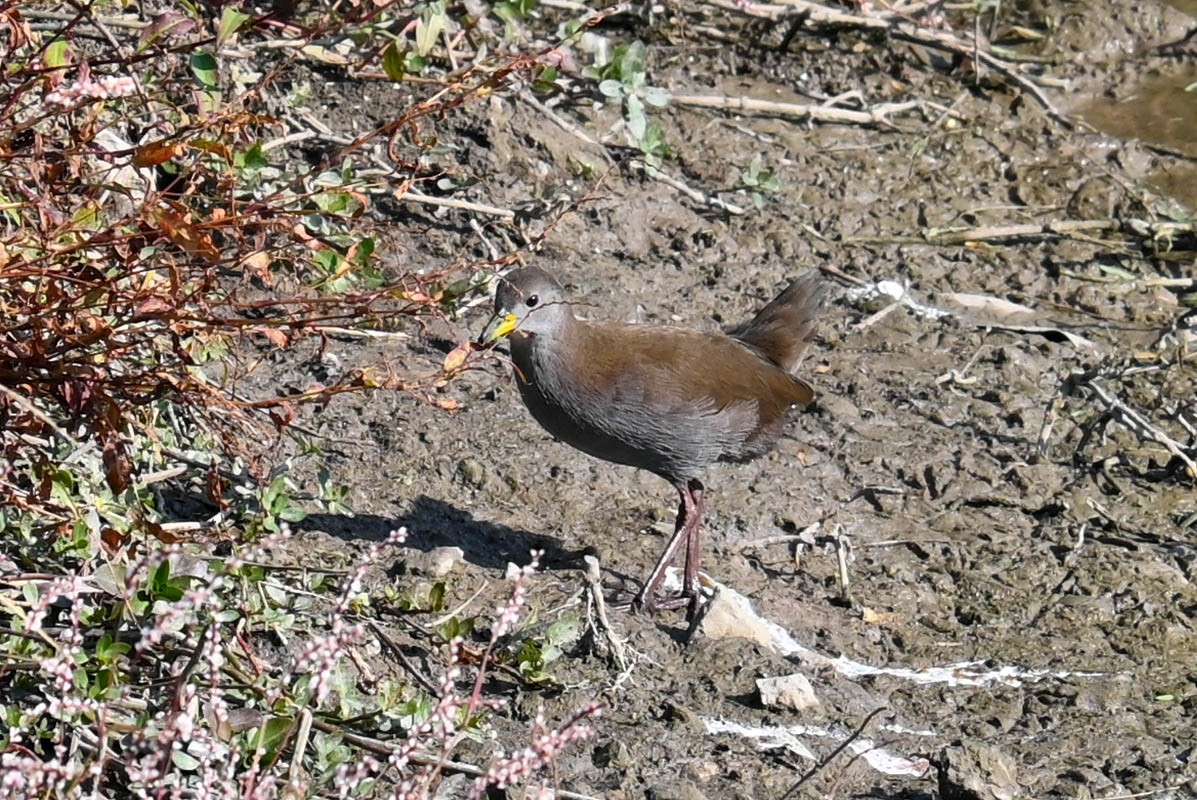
[
  {"left": 606, "top": 590, "right": 683, "bottom": 613},
  {"left": 628, "top": 589, "right": 705, "bottom": 622}
]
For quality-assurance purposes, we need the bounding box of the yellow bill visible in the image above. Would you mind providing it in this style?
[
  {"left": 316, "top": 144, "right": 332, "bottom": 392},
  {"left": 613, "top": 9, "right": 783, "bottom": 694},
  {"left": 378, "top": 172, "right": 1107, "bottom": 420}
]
[{"left": 481, "top": 312, "right": 519, "bottom": 343}]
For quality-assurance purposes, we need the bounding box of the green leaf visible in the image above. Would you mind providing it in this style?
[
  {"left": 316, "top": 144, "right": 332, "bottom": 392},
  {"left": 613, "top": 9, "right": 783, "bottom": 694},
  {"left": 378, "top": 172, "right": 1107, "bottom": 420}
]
[
  {"left": 152, "top": 559, "right": 171, "bottom": 592},
  {"left": 279, "top": 506, "right": 308, "bottom": 523},
  {"left": 641, "top": 122, "right": 668, "bottom": 157},
  {"left": 352, "top": 237, "right": 376, "bottom": 265},
  {"left": 313, "top": 249, "right": 340, "bottom": 275},
  {"left": 190, "top": 51, "right": 219, "bottom": 88},
  {"left": 1096, "top": 263, "right": 1137, "bottom": 280},
  {"left": 622, "top": 41, "right": 646, "bottom": 75},
  {"left": 382, "top": 41, "right": 407, "bottom": 81},
  {"left": 416, "top": 2, "right": 447, "bottom": 57},
  {"left": 172, "top": 750, "right": 201, "bottom": 771},
  {"left": 216, "top": 8, "right": 251, "bottom": 48},
  {"left": 598, "top": 79, "right": 623, "bottom": 99},
  {"left": 626, "top": 94, "right": 647, "bottom": 142},
  {"left": 494, "top": 0, "right": 538, "bottom": 20},
  {"left": 96, "top": 634, "right": 131, "bottom": 663},
  {"left": 428, "top": 581, "right": 446, "bottom": 612},
  {"left": 250, "top": 716, "right": 294, "bottom": 758},
  {"left": 44, "top": 39, "right": 72, "bottom": 69},
  {"left": 532, "top": 66, "right": 558, "bottom": 94},
  {"left": 236, "top": 142, "right": 268, "bottom": 170},
  {"left": 312, "top": 191, "right": 362, "bottom": 216}
]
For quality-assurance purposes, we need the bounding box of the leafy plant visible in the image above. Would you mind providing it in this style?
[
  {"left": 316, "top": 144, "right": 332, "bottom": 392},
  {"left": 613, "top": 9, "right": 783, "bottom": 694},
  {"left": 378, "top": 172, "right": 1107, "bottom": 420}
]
[
  {"left": 512, "top": 613, "right": 582, "bottom": 683},
  {"left": 741, "top": 154, "right": 782, "bottom": 208},
  {"left": 595, "top": 41, "right": 672, "bottom": 163},
  {"left": 0, "top": 3, "right": 602, "bottom": 796}
]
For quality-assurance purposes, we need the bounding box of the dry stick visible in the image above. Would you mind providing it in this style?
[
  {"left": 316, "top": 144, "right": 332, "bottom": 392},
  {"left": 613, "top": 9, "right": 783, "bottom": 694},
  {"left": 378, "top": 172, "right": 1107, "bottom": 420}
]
[
  {"left": 289, "top": 708, "right": 313, "bottom": 789},
  {"left": 702, "top": 0, "right": 889, "bottom": 27},
  {"left": 1145, "top": 277, "right": 1197, "bottom": 289},
  {"left": 367, "top": 621, "right": 441, "bottom": 695},
  {"left": 699, "top": 0, "right": 1072, "bottom": 126},
  {"left": 521, "top": 95, "right": 744, "bottom": 214},
  {"left": 521, "top": 95, "right": 615, "bottom": 163},
  {"left": 307, "top": 719, "right": 604, "bottom": 800},
  {"left": 307, "top": 325, "right": 411, "bottom": 339},
  {"left": 1036, "top": 394, "right": 1062, "bottom": 457},
  {"left": 671, "top": 94, "right": 954, "bottom": 128},
  {"left": 833, "top": 525, "right": 852, "bottom": 604},
  {"left": 780, "top": 707, "right": 889, "bottom": 799},
  {"left": 399, "top": 190, "right": 515, "bottom": 219},
  {"left": 845, "top": 217, "right": 1197, "bottom": 248},
  {"left": 895, "top": 23, "right": 1072, "bottom": 127},
  {"left": 20, "top": 8, "right": 147, "bottom": 28},
  {"left": 351, "top": 164, "right": 517, "bottom": 219},
  {"left": 629, "top": 159, "right": 747, "bottom": 215},
  {"left": 1078, "top": 377, "right": 1197, "bottom": 479},
  {"left": 0, "top": 384, "right": 78, "bottom": 446},
  {"left": 582, "top": 554, "right": 629, "bottom": 674}
]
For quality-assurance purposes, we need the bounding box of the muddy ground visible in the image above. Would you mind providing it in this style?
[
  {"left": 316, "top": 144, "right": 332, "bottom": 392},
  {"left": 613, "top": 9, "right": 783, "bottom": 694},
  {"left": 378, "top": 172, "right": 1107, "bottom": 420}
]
[{"left": 249, "top": 1, "right": 1197, "bottom": 797}]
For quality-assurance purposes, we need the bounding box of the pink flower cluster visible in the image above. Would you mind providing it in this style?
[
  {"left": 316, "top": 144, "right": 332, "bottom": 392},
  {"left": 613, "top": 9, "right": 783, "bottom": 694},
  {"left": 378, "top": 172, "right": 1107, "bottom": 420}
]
[
  {"left": 469, "top": 702, "right": 603, "bottom": 797},
  {"left": 45, "top": 72, "right": 140, "bottom": 109}
]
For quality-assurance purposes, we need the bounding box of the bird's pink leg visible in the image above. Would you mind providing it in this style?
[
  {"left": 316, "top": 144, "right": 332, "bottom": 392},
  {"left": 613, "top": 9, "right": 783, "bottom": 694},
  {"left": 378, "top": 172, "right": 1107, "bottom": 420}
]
[
  {"left": 681, "top": 479, "right": 705, "bottom": 617},
  {"left": 635, "top": 480, "right": 704, "bottom": 615}
]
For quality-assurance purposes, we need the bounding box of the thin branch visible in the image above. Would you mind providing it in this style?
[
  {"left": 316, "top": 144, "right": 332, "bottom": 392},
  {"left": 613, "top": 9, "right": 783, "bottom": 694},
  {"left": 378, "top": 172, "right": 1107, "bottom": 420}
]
[{"left": 671, "top": 94, "right": 954, "bottom": 128}]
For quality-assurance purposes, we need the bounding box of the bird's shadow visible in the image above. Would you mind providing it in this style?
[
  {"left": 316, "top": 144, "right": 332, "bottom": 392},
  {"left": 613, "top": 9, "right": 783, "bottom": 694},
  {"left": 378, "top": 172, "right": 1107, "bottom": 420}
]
[
  {"left": 296, "top": 496, "right": 699, "bottom": 633},
  {"left": 295, "top": 494, "right": 589, "bottom": 572}
]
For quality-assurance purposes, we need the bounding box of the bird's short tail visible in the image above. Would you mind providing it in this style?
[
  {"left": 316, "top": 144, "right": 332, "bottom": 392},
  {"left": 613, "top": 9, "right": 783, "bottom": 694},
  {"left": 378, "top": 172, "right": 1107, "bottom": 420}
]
[{"left": 727, "top": 271, "right": 826, "bottom": 375}]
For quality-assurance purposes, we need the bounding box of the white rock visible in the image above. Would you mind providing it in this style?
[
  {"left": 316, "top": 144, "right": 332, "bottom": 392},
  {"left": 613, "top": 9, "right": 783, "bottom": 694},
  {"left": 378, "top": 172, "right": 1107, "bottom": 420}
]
[{"left": 756, "top": 673, "right": 819, "bottom": 712}]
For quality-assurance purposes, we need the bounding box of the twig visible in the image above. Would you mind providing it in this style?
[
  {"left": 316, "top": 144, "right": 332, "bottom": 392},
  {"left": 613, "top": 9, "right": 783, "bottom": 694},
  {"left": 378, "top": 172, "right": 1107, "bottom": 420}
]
[
  {"left": 629, "top": 159, "right": 746, "bottom": 215},
  {"left": 289, "top": 709, "right": 313, "bottom": 788},
  {"left": 1144, "top": 277, "right": 1197, "bottom": 289},
  {"left": 834, "top": 525, "right": 852, "bottom": 603},
  {"left": 1081, "top": 378, "right": 1197, "bottom": 479},
  {"left": 521, "top": 95, "right": 612, "bottom": 161},
  {"left": 19, "top": 9, "right": 147, "bottom": 29},
  {"left": 671, "top": 94, "right": 953, "bottom": 128},
  {"left": 367, "top": 621, "right": 441, "bottom": 695},
  {"left": 780, "top": 707, "right": 889, "bottom": 798},
  {"left": 701, "top": 0, "right": 889, "bottom": 28},
  {"left": 582, "top": 554, "right": 629, "bottom": 675},
  {"left": 844, "top": 217, "right": 1197, "bottom": 249},
  {"left": 739, "top": 529, "right": 818, "bottom": 551},
  {"left": 1097, "top": 787, "right": 1188, "bottom": 800},
  {"left": 0, "top": 384, "right": 77, "bottom": 446},
  {"left": 697, "top": 0, "right": 1074, "bottom": 126},
  {"left": 1043, "top": 363, "right": 1197, "bottom": 480},
  {"left": 307, "top": 325, "right": 411, "bottom": 340},
  {"left": 396, "top": 189, "right": 515, "bottom": 219},
  {"left": 523, "top": 94, "right": 737, "bottom": 214},
  {"left": 307, "top": 720, "right": 604, "bottom": 800}
]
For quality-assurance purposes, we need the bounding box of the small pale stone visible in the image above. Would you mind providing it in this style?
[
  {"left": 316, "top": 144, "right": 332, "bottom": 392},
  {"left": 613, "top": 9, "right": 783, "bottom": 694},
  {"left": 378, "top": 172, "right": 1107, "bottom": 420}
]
[
  {"left": 456, "top": 458, "right": 487, "bottom": 489},
  {"left": 685, "top": 760, "right": 720, "bottom": 784},
  {"left": 408, "top": 546, "right": 464, "bottom": 578},
  {"left": 698, "top": 587, "right": 778, "bottom": 652},
  {"left": 937, "top": 742, "right": 1021, "bottom": 800},
  {"left": 756, "top": 673, "right": 819, "bottom": 712}
]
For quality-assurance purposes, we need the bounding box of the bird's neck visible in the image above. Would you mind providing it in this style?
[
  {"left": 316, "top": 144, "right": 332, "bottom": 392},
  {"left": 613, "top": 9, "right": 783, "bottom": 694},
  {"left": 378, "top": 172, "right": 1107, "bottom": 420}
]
[{"left": 510, "top": 316, "right": 592, "bottom": 392}]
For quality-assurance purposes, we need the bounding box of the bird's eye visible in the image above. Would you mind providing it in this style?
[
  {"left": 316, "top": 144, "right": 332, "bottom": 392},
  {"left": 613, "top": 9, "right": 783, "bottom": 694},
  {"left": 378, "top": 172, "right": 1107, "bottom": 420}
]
[{"left": 525, "top": 294, "right": 540, "bottom": 308}]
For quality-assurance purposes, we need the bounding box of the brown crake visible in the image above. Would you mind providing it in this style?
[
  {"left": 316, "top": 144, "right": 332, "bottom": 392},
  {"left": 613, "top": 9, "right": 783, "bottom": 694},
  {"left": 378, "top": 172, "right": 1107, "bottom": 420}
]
[{"left": 481, "top": 267, "right": 826, "bottom": 618}]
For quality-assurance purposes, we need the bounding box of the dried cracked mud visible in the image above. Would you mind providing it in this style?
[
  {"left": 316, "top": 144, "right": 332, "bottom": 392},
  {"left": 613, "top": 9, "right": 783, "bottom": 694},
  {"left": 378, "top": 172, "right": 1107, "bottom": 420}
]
[{"left": 244, "top": 2, "right": 1197, "bottom": 797}]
